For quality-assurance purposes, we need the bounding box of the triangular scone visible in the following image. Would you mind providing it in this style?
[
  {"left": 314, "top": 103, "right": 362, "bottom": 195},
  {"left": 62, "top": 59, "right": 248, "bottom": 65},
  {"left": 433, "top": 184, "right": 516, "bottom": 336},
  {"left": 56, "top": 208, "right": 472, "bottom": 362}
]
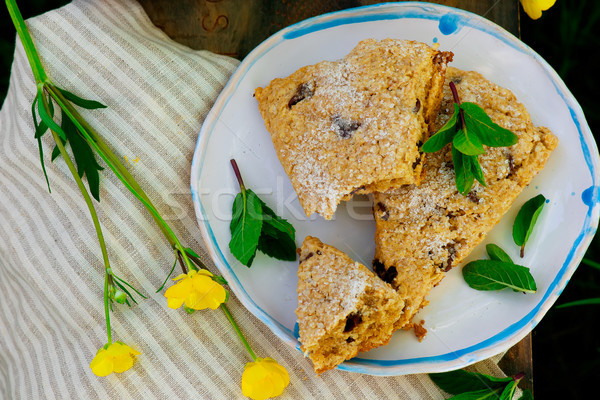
[
  {"left": 296, "top": 236, "right": 404, "bottom": 374},
  {"left": 255, "top": 39, "right": 453, "bottom": 219},
  {"left": 372, "top": 67, "right": 559, "bottom": 332}
]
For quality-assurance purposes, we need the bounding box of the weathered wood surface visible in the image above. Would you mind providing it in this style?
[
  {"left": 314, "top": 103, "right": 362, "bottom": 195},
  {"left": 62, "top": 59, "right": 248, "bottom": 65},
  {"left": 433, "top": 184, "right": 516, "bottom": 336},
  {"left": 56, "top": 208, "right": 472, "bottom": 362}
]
[
  {"left": 137, "top": 0, "right": 531, "bottom": 394},
  {"left": 138, "top": 0, "right": 519, "bottom": 59}
]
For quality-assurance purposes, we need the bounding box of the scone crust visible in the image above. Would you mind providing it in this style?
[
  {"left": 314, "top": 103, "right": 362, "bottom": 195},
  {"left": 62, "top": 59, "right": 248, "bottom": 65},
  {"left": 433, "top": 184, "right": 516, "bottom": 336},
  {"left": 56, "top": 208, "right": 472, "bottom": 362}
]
[
  {"left": 373, "top": 67, "right": 558, "bottom": 330},
  {"left": 296, "top": 236, "right": 404, "bottom": 374},
  {"left": 256, "top": 39, "right": 452, "bottom": 219}
]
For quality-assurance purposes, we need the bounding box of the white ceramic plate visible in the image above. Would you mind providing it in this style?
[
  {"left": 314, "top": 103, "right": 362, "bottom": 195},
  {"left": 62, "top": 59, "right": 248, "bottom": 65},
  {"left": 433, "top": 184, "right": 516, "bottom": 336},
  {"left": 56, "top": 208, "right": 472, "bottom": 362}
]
[{"left": 190, "top": 2, "right": 599, "bottom": 375}]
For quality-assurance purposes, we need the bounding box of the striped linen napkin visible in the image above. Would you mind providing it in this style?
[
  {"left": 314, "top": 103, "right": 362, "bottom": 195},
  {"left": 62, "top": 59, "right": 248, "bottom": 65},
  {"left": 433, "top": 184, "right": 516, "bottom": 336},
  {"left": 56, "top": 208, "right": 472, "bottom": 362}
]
[{"left": 0, "top": 0, "right": 513, "bottom": 398}]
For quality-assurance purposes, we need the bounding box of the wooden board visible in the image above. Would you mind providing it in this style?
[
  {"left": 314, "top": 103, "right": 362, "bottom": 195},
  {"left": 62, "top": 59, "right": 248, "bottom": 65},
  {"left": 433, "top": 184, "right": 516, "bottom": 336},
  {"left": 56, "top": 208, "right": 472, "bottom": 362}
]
[{"left": 138, "top": 0, "right": 519, "bottom": 59}]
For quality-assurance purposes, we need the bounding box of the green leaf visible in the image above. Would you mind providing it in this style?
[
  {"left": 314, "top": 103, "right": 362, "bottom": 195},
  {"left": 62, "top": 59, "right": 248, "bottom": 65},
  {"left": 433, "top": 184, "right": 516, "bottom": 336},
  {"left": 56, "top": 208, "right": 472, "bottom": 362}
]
[
  {"left": 37, "top": 92, "right": 66, "bottom": 142},
  {"left": 518, "top": 389, "right": 533, "bottom": 400},
  {"left": 499, "top": 381, "right": 518, "bottom": 400},
  {"left": 556, "top": 298, "right": 600, "bottom": 308},
  {"left": 453, "top": 127, "right": 485, "bottom": 156},
  {"left": 257, "top": 231, "right": 297, "bottom": 261},
  {"left": 468, "top": 155, "right": 487, "bottom": 187},
  {"left": 184, "top": 248, "right": 201, "bottom": 258},
  {"left": 58, "top": 87, "right": 107, "bottom": 109},
  {"left": 31, "top": 96, "right": 51, "bottom": 193},
  {"left": 256, "top": 199, "right": 297, "bottom": 261},
  {"left": 453, "top": 145, "right": 474, "bottom": 195},
  {"left": 462, "top": 260, "right": 537, "bottom": 293},
  {"left": 512, "top": 194, "right": 546, "bottom": 257},
  {"left": 429, "top": 370, "right": 511, "bottom": 395},
  {"left": 448, "top": 389, "right": 504, "bottom": 400},
  {"left": 61, "top": 112, "right": 104, "bottom": 202},
  {"left": 229, "top": 189, "right": 263, "bottom": 267},
  {"left": 422, "top": 103, "right": 459, "bottom": 153},
  {"left": 461, "top": 102, "right": 518, "bottom": 147},
  {"left": 258, "top": 199, "right": 295, "bottom": 239},
  {"left": 486, "top": 244, "right": 514, "bottom": 264}
]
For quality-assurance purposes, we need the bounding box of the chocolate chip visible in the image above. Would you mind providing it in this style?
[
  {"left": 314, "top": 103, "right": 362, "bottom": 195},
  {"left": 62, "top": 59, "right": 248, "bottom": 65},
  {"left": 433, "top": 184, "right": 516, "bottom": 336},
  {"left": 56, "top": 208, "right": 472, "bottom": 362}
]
[
  {"left": 346, "top": 337, "right": 355, "bottom": 343},
  {"left": 343, "top": 312, "right": 362, "bottom": 332},
  {"left": 372, "top": 259, "right": 397, "bottom": 284},
  {"left": 288, "top": 82, "right": 315, "bottom": 108},
  {"left": 443, "top": 244, "right": 456, "bottom": 272},
  {"left": 300, "top": 252, "right": 314, "bottom": 263},
  {"left": 506, "top": 152, "right": 516, "bottom": 178},
  {"left": 413, "top": 99, "right": 421, "bottom": 113},
  {"left": 373, "top": 259, "right": 385, "bottom": 276},
  {"left": 332, "top": 115, "right": 361, "bottom": 139},
  {"left": 375, "top": 202, "right": 390, "bottom": 221},
  {"left": 412, "top": 153, "right": 422, "bottom": 170},
  {"left": 316, "top": 250, "right": 322, "bottom": 255},
  {"left": 384, "top": 266, "right": 398, "bottom": 283},
  {"left": 467, "top": 191, "right": 480, "bottom": 203}
]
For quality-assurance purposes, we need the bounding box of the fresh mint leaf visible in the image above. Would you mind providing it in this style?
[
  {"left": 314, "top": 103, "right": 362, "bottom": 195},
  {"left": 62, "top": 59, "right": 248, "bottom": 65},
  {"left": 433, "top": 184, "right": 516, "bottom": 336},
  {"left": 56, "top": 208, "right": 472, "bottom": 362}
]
[
  {"left": 257, "top": 230, "right": 297, "bottom": 261},
  {"left": 429, "top": 370, "right": 511, "bottom": 395},
  {"left": 467, "top": 155, "right": 486, "bottom": 187},
  {"left": 461, "top": 102, "right": 518, "bottom": 148},
  {"left": 257, "top": 198, "right": 297, "bottom": 261},
  {"left": 462, "top": 260, "right": 537, "bottom": 293},
  {"left": 518, "top": 389, "right": 533, "bottom": 400},
  {"left": 513, "top": 194, "right": 546, "bottom": 257},
  {"left": 486, "top": 244, "right": 514, "bottom": 264},
  {"left": 499, "top": 381, "right": 518, "bottom": 400},
  {"left": 259, "top": 199, "right": 295, "bottom": 240},
  {"left": 229, "top": 159, "right": 297, "bottom": 266},
  {"left": 448, "top": 388, "right": 504, "bottom": 399},
  {"left": 421, "top": 103, "right": 459, "bottom": 153},
  {"left": 229, "top": 189, "right": 263, "bottom": 267},
  {"left": 453, "top": 127, "right": 485, "bottom": 156},
  {"left": 421, "top": 83, "right": 518, "bottom": 196},
  {"left": 453, "top": 144, "right": 474, "bottom": 195}
]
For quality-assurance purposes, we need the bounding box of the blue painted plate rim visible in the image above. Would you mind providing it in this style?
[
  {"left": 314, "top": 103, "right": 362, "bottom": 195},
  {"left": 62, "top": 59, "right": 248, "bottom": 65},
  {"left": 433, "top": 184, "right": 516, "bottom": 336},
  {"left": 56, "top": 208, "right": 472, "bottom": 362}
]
[{"left": 190, "top": 2, "right": 600, "bottom": 375}]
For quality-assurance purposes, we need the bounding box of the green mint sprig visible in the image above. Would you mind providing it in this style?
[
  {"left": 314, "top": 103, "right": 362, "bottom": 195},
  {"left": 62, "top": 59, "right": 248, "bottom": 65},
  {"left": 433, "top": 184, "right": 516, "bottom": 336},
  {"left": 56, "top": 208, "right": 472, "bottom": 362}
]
[
  {"left": 513, "top": 194, "right": 547, "bottom": 257},
  {"left": 429, "top": 369, "right": 532, "bottom": 400},
  {"left": 421, "top": 81, "right": 519, "bottom": 195},
  {"left": 229, "top": 159, "right": 297, "bottom": 267},
  {"left": 463, "top": 243, "right": 536, "bottom": 293}
]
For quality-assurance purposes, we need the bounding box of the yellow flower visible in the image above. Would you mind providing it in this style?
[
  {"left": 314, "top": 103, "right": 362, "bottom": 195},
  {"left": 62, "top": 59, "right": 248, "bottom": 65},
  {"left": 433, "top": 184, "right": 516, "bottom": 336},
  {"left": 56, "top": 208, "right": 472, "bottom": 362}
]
[
  {"left": 241, "top": 357, "right": 290, "bottom": 400},
  {"left": 90, "top": 342, "right": 141, "bottom": 377},
  {"left": 164, "top": 269, "right": 227, "bottom": 311},
  {"left": 520, "top": 0, "right": 556, "bottom": 19}
]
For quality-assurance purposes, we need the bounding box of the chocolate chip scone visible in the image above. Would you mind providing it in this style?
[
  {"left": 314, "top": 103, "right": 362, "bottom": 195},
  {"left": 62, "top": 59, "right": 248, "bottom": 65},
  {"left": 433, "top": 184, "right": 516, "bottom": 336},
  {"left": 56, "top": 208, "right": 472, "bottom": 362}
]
[
  {"left": 296, "top": 236, "right": 404, "bottom": 374},
  {"left": 373, "top": 67, "right": 559, "bottom": 333},
  {"left": 255, "top": 39, "right": 453, "bottom": 219}
]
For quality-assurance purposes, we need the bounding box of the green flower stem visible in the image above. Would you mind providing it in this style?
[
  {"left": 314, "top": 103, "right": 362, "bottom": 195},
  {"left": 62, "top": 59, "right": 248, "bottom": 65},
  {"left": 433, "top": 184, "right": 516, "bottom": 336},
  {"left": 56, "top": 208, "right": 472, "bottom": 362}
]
[
  {"left": 42, "top": 93, "right": 113, "bottom": 344},
  {"left": 220, "top": 303, "right": 256, "bottom": 361},
  {"left": 7, "top": 0, "right": 198, "bottom": 281},
  {"left": 45, "top": 83, "right": 197, "bottom": 275},
  {"left": 6, "top": 0, "right": 48, "bottom": 84},
  {"left": 582, "top": 257, "right": 600, "bottom": 271}
]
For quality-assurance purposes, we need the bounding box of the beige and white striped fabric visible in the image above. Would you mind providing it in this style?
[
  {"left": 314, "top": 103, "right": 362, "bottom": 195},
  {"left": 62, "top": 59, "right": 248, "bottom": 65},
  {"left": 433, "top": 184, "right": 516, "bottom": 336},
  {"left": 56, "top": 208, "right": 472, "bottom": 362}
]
[{"left": 0, "top": 0, "right": 513, "bottom": 398}]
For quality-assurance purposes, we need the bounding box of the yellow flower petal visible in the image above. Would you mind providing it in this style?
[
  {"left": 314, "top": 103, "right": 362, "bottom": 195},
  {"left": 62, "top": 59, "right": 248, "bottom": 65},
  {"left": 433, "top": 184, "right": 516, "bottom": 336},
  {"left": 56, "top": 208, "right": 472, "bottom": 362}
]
[
  {"left": 521, "top": 0, "right": 556, "bottom": 19},
  {"left": 90, "top": 342, "right": 140, "bottom": 377},
  {"left": 90, "top": 349, "right": 114, "bottom": 377},
  {"left": 241, "top": 357, "right": 290, "bottom": 400},
  {"left": 164, "top": 269, "right": 227, "bottom": 311}
]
